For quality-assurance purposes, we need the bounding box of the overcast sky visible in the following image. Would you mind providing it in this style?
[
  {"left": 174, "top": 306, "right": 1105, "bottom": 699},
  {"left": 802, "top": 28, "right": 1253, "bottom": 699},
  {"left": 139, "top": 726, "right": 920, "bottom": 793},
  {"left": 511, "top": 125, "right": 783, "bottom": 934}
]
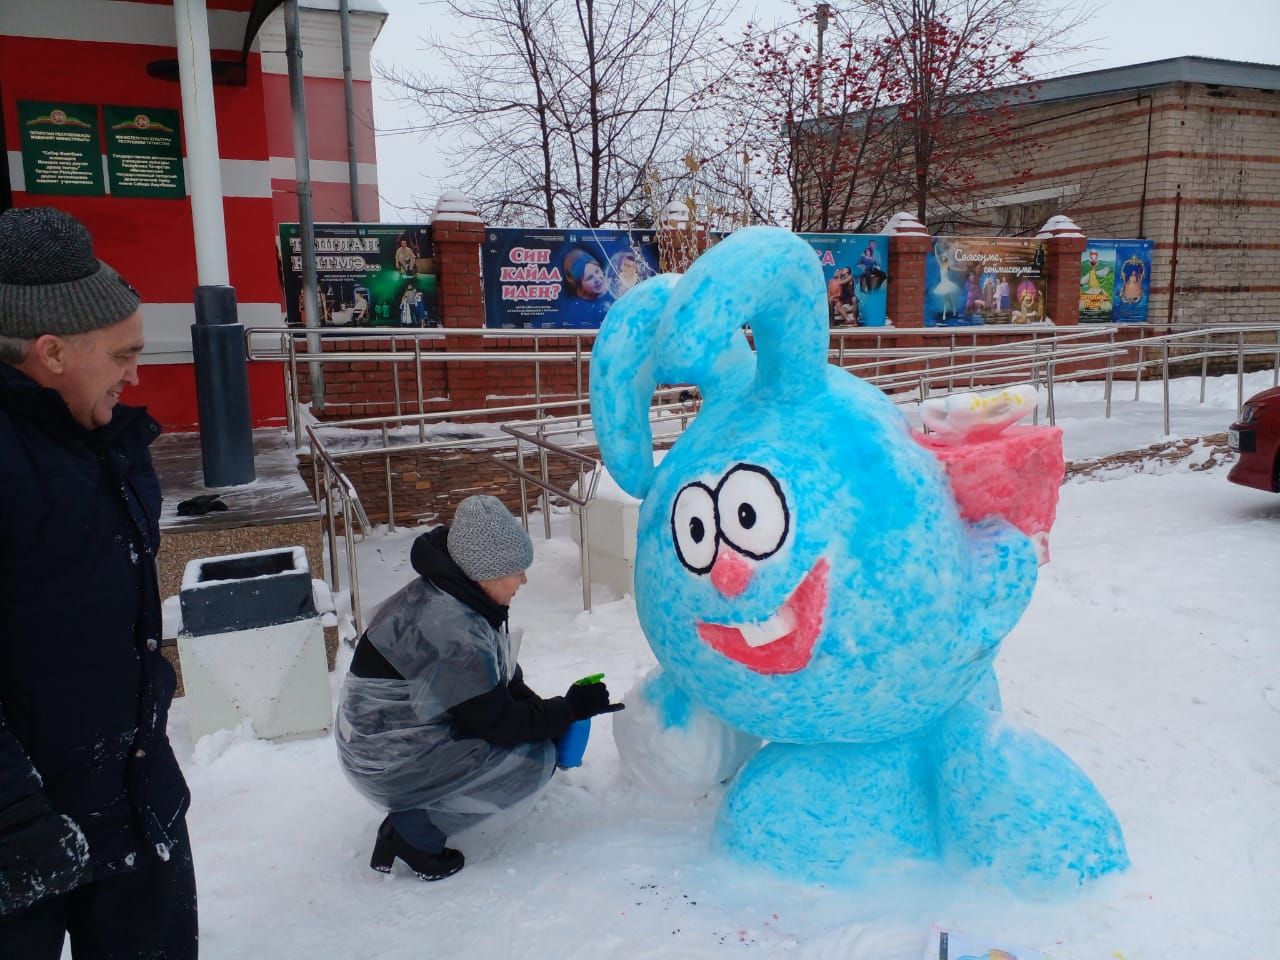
[{"left": 366, "top": 0, "right": 1280, "bottom": 220}]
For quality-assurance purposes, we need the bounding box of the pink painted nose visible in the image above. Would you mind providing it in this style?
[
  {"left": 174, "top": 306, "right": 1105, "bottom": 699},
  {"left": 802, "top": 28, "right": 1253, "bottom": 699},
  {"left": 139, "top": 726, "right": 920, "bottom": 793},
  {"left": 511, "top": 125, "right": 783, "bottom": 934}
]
[{"left": 710, "top": 547, "right": 753, "bottom": 597}]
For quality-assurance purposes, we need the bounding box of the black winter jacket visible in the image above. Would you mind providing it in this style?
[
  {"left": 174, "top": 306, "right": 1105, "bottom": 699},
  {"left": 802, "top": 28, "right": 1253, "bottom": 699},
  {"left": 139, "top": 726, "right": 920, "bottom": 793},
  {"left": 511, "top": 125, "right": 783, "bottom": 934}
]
[{"left": 0, "top": 364, "right": 189, "bottom": 881}]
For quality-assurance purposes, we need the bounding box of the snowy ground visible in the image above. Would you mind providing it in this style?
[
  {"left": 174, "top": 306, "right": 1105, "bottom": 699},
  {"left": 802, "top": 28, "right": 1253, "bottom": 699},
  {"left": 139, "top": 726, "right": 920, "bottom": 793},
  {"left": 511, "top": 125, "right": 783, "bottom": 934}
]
[{"left": 160, "top": 372, "right": 1278, "bottom": 960}]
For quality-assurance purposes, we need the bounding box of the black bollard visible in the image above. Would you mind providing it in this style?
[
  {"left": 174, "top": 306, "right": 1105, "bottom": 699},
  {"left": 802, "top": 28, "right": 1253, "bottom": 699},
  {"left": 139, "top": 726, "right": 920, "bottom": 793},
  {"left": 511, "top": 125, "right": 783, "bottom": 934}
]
[{"left": 191, "top": 285, "right": 256, "bottom": 487}]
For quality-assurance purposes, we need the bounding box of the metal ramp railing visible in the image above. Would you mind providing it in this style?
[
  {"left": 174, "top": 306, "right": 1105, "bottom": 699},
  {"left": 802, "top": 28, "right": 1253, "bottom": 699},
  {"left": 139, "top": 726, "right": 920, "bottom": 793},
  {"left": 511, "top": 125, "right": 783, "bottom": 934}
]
[
  {"left": 276, "top": 322, "right": 1280, "bottom": 630},
  {"left": 302, "top": 385, "right": 697, "bottom": 619},
  {"left": 304, "top": 423, "right": 374, "bottom": 638}
]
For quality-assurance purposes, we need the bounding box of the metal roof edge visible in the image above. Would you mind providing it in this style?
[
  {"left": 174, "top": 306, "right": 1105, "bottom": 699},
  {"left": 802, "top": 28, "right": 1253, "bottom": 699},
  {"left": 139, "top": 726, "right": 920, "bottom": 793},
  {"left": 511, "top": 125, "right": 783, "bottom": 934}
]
[{"left": 1010, "top": 56, "right": 1280, "bottom": 105}]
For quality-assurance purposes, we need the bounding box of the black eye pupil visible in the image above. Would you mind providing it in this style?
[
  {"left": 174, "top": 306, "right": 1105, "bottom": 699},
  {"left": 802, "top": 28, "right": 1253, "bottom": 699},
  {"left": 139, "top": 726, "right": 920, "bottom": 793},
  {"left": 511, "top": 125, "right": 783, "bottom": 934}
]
[
  {"left": 690, "top": 517, "right": 705, "bottom": 543},
  {"left": 738, "top": 503, "right": 756, "bottom": 528}
]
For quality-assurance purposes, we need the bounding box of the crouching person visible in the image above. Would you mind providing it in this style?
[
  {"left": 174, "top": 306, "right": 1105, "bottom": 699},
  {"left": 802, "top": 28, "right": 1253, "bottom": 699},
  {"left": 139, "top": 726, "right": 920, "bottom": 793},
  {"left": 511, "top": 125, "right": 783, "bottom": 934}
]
[{"left": 335, "top": 495, "right": 622, "bottom": 881}]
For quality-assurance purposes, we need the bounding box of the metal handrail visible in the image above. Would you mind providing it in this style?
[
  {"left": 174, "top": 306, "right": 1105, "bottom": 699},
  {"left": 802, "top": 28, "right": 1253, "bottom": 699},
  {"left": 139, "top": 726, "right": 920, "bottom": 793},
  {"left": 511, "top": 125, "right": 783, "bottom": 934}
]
[
  {"left": 313, "top": 383, "right": 695, "bottom": 447},
  {"left": 249, "top": 322, "right": 1280, "bottom": 443},
  {"left": 301, "top": 390, "right": 695, "bottom": 618},
  {"left": 494, "top": 423, "right": 604, "bottom": 612},
  {"left": 247, "top": 319, "right": 1280, "bottom": 360},
  {"left": 273, "top": 321, "right": 1279, "bottom": 629},
  {"left": 304, "top": 423, "right": 373, "bottom": 637},
  {"left": 852, "top": 327, "right": 1279, "bottom": 425}
]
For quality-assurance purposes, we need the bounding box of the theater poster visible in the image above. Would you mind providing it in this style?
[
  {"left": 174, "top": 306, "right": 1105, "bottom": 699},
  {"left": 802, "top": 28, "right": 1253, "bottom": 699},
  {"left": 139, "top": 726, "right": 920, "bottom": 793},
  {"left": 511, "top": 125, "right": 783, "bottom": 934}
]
[
  {"left": 483, "top": 228, "right": 659, "bottom": 329},
  {"left": 1080, "top": 239, "right": 1152, "bottom": 323},
  {"left": 798, "top": 233, "right": 890, "bottom": 327},
  {"left": 924, "top": 237, "right": 1048, "bottom": 327},
  {"left": 279, "top": 223, "right": 437, "bottom": 328}
]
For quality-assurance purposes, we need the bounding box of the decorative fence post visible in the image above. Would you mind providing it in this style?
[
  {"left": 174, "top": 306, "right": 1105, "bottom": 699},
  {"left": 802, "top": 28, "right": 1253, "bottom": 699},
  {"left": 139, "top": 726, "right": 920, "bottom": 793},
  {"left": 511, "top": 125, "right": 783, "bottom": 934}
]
[
  {"left": 1039, "top": 215, "right": 1086, "bottom": 327},
  {"left": 432, "top": 191, "right": 490, "bottom": 408},
  {"left": 882, "top": 212, "right": 931, "bottom": 329}
]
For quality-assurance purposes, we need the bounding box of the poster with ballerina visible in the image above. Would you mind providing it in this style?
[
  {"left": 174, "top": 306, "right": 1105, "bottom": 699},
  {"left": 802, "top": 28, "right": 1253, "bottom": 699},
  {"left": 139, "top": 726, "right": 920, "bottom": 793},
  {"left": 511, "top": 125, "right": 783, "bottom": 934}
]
[{"left": 925, "top": 237, "right": 1048, "bottom": 327}]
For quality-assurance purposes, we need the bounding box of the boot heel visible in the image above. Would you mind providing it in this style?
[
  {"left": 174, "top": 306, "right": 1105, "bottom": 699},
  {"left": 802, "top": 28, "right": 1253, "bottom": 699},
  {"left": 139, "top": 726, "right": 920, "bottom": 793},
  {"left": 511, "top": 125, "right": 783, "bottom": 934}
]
[
  {"left": 369, "top": 818, "right": 396, "bottom": 874},
  {"left": 369, "top": 846, "right": 394, "bottom": 873}
]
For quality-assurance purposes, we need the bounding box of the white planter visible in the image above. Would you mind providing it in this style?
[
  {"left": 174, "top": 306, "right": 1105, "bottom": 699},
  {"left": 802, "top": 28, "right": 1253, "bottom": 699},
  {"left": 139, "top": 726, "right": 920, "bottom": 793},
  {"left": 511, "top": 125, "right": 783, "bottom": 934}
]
[
  {"left": 177, "top": 617, "right": 332, "bottom": 741},
  {"left": 176, "top": 547, "right": 332, "bottom": 742}
]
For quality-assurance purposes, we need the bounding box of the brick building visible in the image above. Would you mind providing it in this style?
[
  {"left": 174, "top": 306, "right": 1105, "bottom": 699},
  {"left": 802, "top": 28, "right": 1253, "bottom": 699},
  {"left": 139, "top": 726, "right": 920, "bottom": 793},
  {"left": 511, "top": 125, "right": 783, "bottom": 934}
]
[{"left": 953, "top": 57, "right": 1280, "bottom": 328}]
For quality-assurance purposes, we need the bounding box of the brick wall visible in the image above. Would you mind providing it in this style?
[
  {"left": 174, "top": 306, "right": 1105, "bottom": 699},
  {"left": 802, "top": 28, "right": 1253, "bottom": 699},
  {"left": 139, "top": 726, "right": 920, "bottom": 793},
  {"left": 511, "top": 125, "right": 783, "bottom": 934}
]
[
  {"left": 887, "top": 234, "right": 931, "bottom": 327},
  {"left": 296, "top": 336, "right": 451, "bottom": 419},
  {"left": 290, "top": 231, "right": 1094, "bottom": 421},
  {"left": 959, "top": 82, "right": 1280, "bottom": 328},
  {"left": 297, "top": 441, "right": 610, "bottom": 527}
]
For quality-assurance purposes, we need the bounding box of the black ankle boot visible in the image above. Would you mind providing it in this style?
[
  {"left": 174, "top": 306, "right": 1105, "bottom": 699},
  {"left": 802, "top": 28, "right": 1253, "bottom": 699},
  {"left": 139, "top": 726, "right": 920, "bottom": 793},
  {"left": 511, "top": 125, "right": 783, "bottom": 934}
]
[{"left": 369, "top": 817, "right": 464, "bottom": 881}]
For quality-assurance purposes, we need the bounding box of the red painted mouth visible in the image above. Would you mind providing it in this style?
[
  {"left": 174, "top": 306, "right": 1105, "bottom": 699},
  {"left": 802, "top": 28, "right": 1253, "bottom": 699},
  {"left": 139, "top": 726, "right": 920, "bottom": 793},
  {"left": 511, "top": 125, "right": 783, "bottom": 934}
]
[{"left": 696, "top": 559, "right": 829, "bottom": 674}]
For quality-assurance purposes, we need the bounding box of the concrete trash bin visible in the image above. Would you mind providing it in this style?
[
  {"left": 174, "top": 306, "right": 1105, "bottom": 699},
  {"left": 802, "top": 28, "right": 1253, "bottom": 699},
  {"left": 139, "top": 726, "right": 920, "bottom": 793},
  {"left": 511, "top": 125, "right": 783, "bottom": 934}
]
[{"left": 177, "top": 546, "right": 332, "bottom": 741}]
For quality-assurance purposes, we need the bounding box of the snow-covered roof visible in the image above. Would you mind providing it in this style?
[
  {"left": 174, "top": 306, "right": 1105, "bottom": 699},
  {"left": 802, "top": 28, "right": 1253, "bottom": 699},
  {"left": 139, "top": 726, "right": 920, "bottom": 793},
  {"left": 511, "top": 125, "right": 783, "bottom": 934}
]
[{"left": 1005, "top": 56, "right": 1280, "bottom": 107}]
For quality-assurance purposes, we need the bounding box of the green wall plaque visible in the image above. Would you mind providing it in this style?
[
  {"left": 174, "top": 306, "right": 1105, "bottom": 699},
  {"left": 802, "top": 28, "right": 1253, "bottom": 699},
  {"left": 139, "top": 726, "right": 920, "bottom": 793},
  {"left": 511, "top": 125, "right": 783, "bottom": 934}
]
[
  {"left": 104, "top": 106, "right": 186, "bottom": 200},
  {"left": 18, "top": 101, "right": 105, "bottom": 196}
]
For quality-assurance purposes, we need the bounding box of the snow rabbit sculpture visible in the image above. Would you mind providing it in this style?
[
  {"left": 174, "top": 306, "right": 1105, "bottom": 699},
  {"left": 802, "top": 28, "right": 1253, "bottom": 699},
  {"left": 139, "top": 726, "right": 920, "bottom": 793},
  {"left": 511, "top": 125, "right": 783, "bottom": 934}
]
[{"left": 589, "top": 227, "right": 1127, "bottom": 890}]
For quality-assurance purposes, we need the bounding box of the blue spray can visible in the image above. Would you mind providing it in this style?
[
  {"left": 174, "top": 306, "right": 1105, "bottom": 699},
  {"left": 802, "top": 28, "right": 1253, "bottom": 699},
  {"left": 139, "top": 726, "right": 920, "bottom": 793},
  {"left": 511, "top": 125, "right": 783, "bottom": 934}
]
[{"left": 555, "top": 673, "right": 603, "bottom": 769}]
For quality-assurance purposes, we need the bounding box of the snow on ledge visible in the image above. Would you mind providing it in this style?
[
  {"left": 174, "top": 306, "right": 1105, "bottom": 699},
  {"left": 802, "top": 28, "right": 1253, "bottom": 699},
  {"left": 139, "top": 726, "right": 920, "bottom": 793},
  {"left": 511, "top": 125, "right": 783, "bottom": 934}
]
[
  {"left": 180, "top": 546, "right": 309, "bottom": 591},
  {"left": 432, "top": 190, "right": 483, "bottom": 223},
  {"left": 880, "top": 211, "right": 929, "bottom": 236},
  {"left": 1036, "top": 214, "right": 1085, "bottom": 239}
]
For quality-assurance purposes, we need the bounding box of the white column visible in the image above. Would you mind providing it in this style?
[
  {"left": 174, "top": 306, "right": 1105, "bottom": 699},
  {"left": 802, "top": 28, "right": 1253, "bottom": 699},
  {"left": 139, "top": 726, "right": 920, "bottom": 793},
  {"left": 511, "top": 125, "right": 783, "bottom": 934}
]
[{"left": 173, "top": 0, "right": 230, "bottom": 286}]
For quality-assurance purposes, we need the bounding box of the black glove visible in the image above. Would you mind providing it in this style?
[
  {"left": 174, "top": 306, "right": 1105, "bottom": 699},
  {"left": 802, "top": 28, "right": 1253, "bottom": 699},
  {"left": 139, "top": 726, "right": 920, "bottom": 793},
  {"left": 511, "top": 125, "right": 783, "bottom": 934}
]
[
  {"left": 565, "top": 681, "right": 624, "bottom": 720},
  {"left": 0, "top": 793, "right": 91, "bottom": 917},
  {"left": 176, "top": 493, "right": 228, "bottom": 517}
]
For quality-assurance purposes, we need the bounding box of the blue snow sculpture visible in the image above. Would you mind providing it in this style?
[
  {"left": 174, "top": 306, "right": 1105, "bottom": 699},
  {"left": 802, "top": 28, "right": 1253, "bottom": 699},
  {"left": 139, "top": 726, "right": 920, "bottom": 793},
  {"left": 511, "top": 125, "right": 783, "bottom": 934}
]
[{"left": 589, "top": 226, "right": 1127, "bottom": 891}]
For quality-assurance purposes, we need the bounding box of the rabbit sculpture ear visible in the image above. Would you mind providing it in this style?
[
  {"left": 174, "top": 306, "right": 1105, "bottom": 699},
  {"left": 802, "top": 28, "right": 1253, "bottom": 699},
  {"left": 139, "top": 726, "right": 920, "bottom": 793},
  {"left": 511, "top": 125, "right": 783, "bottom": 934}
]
[
  {"left": 592, "top": 266, "right": 756, "bottom": 499},
  {"left": 658, "top": 227, "right": 829, "bottom": 398},
  {"left": 592, "top": 227, "right": 823, "bottom": 497},
  {"left": 590, "top": 274, "right": 679, "bottom": 499}
]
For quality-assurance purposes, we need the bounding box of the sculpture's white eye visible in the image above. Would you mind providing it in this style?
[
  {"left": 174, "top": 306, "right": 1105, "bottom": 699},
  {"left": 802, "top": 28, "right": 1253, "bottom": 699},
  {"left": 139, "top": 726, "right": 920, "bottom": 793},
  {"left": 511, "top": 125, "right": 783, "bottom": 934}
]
[
  {"left": 716, "top": 464, "right": 789, "bottom": 560},
  {"left": 671, "top": 482, "right": 718, "bottom": 574}
]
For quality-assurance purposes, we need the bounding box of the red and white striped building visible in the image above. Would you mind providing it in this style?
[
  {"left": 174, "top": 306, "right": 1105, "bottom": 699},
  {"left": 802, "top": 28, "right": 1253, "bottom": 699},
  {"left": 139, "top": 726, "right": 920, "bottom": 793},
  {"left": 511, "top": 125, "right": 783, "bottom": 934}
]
[
  {"left": 257, "top": 0, "right": 384, "bottom": 225},
  {"left": 0, "top": 0, "right": 387, "bottom": 429}
]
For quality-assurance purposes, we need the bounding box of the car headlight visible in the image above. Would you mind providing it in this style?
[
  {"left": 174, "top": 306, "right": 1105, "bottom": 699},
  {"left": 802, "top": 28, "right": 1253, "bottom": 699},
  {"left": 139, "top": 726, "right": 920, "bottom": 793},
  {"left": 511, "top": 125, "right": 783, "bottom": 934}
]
[{"left": 1239, "top": 403, "right": 1258, "bottom": 424}]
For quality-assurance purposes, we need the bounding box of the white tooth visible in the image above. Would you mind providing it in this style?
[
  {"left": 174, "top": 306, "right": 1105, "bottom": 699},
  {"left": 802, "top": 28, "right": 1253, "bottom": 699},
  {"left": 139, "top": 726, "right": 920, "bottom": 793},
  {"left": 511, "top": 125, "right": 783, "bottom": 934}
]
[
  {"left": 737, "top": 621, "right": 771, "bottom": 647},
  {"left": 736, "top": 608, "right": 796, "bottom": 648}
]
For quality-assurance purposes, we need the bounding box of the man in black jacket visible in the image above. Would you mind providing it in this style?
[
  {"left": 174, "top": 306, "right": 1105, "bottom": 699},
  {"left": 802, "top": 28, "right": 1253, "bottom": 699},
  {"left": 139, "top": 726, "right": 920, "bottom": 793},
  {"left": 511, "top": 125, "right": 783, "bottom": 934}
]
[{"left": 0, "top": 208, "right": 196, "bottom": 958}]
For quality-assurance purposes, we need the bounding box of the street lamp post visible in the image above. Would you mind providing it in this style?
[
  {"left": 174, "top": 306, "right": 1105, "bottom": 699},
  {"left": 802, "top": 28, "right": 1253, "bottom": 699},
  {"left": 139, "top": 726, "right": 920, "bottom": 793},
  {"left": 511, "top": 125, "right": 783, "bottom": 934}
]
[{"left": 816, "top": 3, "right": 832, "bottom": 118}]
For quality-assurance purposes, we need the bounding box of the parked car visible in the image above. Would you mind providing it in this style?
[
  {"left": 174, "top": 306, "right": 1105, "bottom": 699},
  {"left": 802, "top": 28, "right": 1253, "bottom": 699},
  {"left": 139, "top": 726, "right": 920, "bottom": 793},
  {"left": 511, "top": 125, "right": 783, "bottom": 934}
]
[{"left": 1227, "top": 386, "right": 1280, "bottom": 492}]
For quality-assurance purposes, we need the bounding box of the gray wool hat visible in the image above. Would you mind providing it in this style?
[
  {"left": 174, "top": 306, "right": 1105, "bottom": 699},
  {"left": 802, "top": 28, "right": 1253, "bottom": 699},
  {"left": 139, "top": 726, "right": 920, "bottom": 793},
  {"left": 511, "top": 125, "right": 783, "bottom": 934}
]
[
  {"left": 0, "top": 206, "right": 141, "bottom": 339},
  {"left": 447, "top": 495, "right": 534, "bottom": 582}
]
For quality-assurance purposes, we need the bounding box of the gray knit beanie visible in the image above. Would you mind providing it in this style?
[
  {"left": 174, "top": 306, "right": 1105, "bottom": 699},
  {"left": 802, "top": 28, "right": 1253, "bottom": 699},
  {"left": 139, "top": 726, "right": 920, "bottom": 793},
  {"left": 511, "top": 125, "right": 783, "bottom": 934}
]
[
  {"left": 0, "top": 207, "right": 141, "bottom": 339},
  {"left": 447, "top": 495, "right": 534, "bottom": 582}
]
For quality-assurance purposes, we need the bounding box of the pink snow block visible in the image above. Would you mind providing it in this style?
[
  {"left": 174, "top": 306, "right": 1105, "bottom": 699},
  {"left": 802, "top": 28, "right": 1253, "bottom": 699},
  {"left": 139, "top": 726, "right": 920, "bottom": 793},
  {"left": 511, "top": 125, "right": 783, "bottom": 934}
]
[{"left": 914, "top": 425, "right": 1065, "bottom": 563}]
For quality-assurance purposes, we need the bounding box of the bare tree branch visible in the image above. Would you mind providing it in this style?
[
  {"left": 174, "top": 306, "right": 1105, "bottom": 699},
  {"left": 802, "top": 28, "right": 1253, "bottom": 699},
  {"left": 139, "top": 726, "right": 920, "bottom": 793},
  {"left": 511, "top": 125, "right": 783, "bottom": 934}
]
[{"left": 381, "top": 0, "right": 728, "bottom": 228}]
